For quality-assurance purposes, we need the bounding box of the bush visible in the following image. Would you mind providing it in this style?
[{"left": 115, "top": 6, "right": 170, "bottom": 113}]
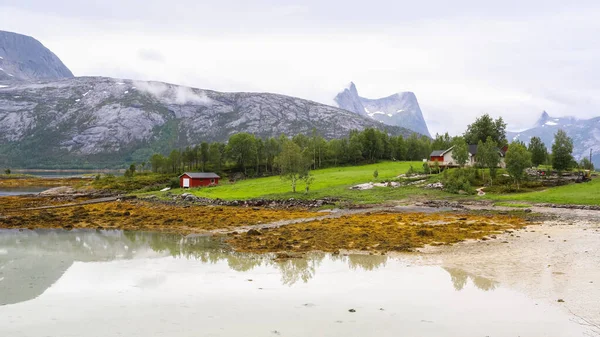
[
  {"left": 169, "top": 178, "right": 180, "bottom": 189},
  {"left": 373, "top": 169, "right": 379, "bottom": 179},
  {"left": 4, "top": 169, "right": 10, "bottom": 175},
  {"left": 442, "top": 168, "right": 477, "bottom": 194}
]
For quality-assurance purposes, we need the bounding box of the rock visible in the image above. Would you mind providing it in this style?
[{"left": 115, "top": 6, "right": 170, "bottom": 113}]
[
  {"left": 247, "top": 229, "right": 262, "bottom": 236},
  {"left": 348, "top": 309, "right": 356, "bottom": 313},
  {"left": 424, "top": 182, "right": 444, "bottom": 189}
]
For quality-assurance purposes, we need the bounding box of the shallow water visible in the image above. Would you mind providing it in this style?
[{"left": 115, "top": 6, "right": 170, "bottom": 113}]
[
  {"left": 0, "top": 187, "right": 47, "bottom": 196},
  {"left": 0, "top": 229, "right": 588, "bottom": 337},
  {"left": 12, "top": 170, "right": 122, "bottom": 177}
]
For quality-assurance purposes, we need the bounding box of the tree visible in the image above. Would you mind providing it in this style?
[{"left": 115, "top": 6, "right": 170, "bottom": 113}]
[
  {"left": 393, "top": 136, "right": 406, "bottom": 161},
  {"left": 4, "top": 168, "right": 10, "bottom": 175},
  {"left": 199, "top": 142, "right": 209, "bottom": 172},
  {"left": 476, "top": 137, "right": 500, "bottom": 185},
  {"left": 580, "top": 157, "right": 594, "bottom": 171},
  {"left": 275, "top": 140, "right": 311, "bottom": 193},
  {"left": 505, "top": 142, "right": 532, "bottom": 190},
  {"left": 452, "top": 137, "right": 469, "bottom": 167},
  {"left": 208, "top": 142, "right": 225, "bottom": 172},
  {"left": 432, "top": 133, "right": 452, "bottom": 151},
  {"left": 406, "top": 134, "right": 421, "bottom": 161},
  {"left": 551, "top": 130, "right": 574, "bottom": 173},
  {"left": 360, "top": 128, "right": 384, "bottom": 163},
  {"left": 348, "top": 133, "right": 364, "bottom": 164},
  {"left": 464, "top": 113, "right": 507, "bottom": 146},
  {"left": 373, "top": 169, "right": 379, "bottom": 179},
  {"left": 227, "top": 133, "right": 257, "bottom": 175},
  {"left": 528, "top": 137, "right": 547, "bottom": 167}
]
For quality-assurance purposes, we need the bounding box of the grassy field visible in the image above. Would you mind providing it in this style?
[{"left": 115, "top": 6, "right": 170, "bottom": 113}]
[
  {"left": 489, "top": 178, "right": 600, "bottom": 205},
  {"left": 155, "top": 161, "right": 446, "bottom": 202}
]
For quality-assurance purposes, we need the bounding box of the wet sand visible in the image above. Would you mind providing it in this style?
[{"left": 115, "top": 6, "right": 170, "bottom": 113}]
[{"left": 417, "top": 208, "right": 600, "bottom": 332}]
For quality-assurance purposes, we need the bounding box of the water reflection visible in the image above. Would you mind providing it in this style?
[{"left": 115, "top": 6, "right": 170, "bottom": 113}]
[
  {"left": 1, "top": 229, "right": 486, "bottom": 306},
  {"left": 444, "top": 267, "right": 498, "bottom": 292},
  {"left": 0, "top": 229, "right": 588, "bottom": 337}
]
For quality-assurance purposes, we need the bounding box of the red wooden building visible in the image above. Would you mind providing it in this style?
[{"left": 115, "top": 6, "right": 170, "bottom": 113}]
[{"left": 179, "top": 172, "right": 220, "bottom": 188}]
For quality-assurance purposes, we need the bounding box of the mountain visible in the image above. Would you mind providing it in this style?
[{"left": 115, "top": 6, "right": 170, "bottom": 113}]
[
  {"left": 0, "top": 30, "right": 74, "bottom": 81},
  {"left": 0, "top": 77, "right": 415, "bottom": 168},
  {"left": 508, "top": 111, "right": 600, "bottom": 167},
  {"left": 334, "top": 82, "right": 431, "bottom": 137}
]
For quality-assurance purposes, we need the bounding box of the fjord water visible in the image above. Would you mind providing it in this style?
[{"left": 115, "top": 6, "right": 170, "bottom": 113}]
[
  {"left": 0, "top": 187, "right": 47, "bottom": 196},
  {"left": 0, "top": 229, "right": 586, "bottom": 337}
]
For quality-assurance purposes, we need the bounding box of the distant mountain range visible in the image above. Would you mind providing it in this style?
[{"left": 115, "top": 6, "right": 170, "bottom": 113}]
[
  {"left": 0, "top": 31, "right": 420, "bottom": 168},
  {"left": 508, "top": 111, "right": 600, "bottom": 167},
  {"left": 334, "top": 82, "right": 431, "bottom": 137}
]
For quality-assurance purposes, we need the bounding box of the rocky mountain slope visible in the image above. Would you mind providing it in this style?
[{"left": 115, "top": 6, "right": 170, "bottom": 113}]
[
  {"left": 0, "top": 31, "right": 73, "bottom": 81},
  {"left": 334, "top": 82, "right": 431, "bottom": 137},
  {"left": 0, "top": 77, "right": 415, "bottom": 168},
  {"left": 508, "top": 111, "right": 600, "bottom": 167}
]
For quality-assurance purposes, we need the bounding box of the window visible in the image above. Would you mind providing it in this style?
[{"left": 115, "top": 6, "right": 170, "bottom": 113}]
[{"left": 211, "top": 178, "right": 215, "bottom": 184}]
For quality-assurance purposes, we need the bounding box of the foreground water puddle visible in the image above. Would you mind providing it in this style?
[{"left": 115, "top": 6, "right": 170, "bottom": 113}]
[{"left": 0, "top": 229, "right": 588, "bottom": 336}]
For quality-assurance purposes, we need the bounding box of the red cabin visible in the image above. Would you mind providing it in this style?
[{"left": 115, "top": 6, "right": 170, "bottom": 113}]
[{"left": 179, "top": 172, "right": 220, "bottom": 188}]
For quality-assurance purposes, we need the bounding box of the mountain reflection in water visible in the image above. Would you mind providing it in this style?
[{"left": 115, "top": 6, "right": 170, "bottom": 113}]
[{"left": 1, "top": 229, "right": 495, "bottom": 306}]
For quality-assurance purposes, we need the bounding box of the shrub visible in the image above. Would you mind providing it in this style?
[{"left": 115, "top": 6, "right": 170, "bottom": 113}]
[
  {"left": 442, "top": 168, "right": 477, "bottom": 194},
  {"left": 373, "top": 169, "right": 379, "bottom": 179},
  {"left": 169, "top": 178, "right": 180, "bottom": 189}
]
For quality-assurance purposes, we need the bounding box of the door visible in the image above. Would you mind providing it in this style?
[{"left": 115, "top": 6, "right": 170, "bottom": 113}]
[{"left": 183, "top": 178, "right": 190, "bottom": 188}]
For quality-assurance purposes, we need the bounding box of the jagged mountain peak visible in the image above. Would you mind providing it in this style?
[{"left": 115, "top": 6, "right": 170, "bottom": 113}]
[
  {"left": 0, "top": 30, "right": 73, "bottom": 81},
  {"left": 535, "top": 111, "right": 551, "bottom": 127},
  {"left": 334, "top": 83, "right": 431, "bottom": 137}
]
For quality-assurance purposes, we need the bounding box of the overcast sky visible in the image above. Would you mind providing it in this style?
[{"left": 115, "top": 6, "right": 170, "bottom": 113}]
[{"left": 2, "top": 0, "right": 599, "bottom": 135}]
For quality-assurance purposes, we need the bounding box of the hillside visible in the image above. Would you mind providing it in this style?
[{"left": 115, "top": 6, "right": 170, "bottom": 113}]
[
  {"left": 0, "top": 30, "right": 73, "bottom": 81},
  {"left": 334, "top": 82, "right": 431, "bottom": 137},
  {"left": 0, "top": 77, "right": 416, "bottom": 168}
]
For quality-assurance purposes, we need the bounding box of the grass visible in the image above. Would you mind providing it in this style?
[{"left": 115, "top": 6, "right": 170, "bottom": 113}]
[
  {"left": 488, "top": 178, "right": 600, "bottom": 205},
  {"left": 150, "top": 161, "right": 446, "bottom": 202}
]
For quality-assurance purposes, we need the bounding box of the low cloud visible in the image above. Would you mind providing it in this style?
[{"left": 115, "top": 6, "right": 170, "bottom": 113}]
[{"left": 133, "top": 80, "right": 213, "bottom": 105}]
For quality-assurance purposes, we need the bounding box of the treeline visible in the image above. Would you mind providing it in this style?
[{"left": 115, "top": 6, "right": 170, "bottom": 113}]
[{"left": 147, "top": 128, "right": 437, "bottom": 176}]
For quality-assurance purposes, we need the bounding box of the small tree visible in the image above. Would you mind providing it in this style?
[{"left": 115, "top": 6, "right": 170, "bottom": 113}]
[
  {"left": 275, "top": 140, "right": 310, "bottom": 193},
  {"left": 552, "top": 130, "right": 574, "bottom": 173},
  {"left": 579, "top": 157, "right": 594, "bottom": 171},
  {"left": 505, "top": 142, "right": 532, "bottom": 190},
  {"left": 528, "top": 137, "right": 547, "bottom": 167},
  {"left": 303, "top": 173, "right": 315, "bottom": 193},
  {"left": 452, "top": 137, "right": 469, "bottom": 167},
  {"left": 476, "top": 137, "right": 500, "bottom": 185},
  {"left": 373, "top": 169, "right": 379, "bottom": 179},
  {"left": 4, "top": 169, "right": 10, "bottom": 175},
  {"left": 433, "top": 160, "right": 440, "bottom": 174}
]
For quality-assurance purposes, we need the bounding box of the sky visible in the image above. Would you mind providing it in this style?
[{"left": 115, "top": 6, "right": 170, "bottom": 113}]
[{"left": 1, "top": 0, "right": 600, "bottom": 135}]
